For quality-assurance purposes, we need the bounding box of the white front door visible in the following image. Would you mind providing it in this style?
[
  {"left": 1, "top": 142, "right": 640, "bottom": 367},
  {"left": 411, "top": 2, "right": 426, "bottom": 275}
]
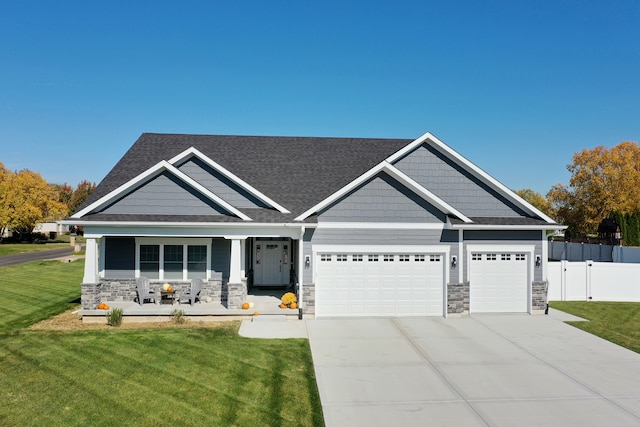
[{"left": 254, "top": 241, "right": 289, "bottom": 286}]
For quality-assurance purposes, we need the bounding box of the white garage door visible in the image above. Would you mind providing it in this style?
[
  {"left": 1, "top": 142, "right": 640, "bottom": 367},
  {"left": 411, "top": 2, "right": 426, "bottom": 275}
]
[
  {"left": 315, "top": 251, "right": 445, "bottom": 317},
  {"left": 469, "top": 252, "right": 529, "bottom": 313}
]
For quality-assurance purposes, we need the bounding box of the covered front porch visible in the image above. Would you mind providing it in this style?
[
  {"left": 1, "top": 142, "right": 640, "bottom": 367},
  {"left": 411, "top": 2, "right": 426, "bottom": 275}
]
[
  {"left": 79, "top": 223, "right": 312, "bottom": 318},
  {"left": 80, "top": 289, "right": 305, "bottom": 323}
]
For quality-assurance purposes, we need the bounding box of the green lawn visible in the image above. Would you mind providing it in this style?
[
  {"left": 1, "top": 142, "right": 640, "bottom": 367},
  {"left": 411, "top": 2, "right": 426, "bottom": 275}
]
[
  {"left": 0, "top": 260, "right": 324, "bottom": 426},
  {"left": 549, "top": 301, "right": 640, "bottom": 354},
  {"left": 0, "top": 243, "right": 70, "bottom": 256}
]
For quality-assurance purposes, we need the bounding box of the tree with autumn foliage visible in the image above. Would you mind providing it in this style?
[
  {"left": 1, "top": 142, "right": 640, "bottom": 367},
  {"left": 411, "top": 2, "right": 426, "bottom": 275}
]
[
  {"left": 68, "top": 180, "right": 96, "bottom": 215},
  {"left": 0, "top": 163, "right": 68, "bottom": 236},
  {"left": 514, "top": 189, "right": 554, "bottom": 217},
  {"left": 547, "top": 141, "right": 640, "bottom": 236}
]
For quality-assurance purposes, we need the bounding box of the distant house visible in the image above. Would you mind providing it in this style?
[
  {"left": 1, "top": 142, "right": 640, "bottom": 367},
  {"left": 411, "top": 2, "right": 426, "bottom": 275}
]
[
  {"left": 63, "top": 132, "right": 564, "bottom": 316},
  {"left": 33, "top": 222, "right": 70, "bottom": 236}
]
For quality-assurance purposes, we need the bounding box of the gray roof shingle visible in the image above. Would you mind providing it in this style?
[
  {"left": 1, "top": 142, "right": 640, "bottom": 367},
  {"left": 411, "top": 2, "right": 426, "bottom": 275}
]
[{"left": 80, "top": 133, "right": 413, "bottom": 219}]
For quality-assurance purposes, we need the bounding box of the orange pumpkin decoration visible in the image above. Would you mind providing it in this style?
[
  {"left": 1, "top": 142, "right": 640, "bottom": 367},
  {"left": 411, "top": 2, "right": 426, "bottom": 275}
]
[
  {"left": 167, "top": 286, "right": 173, "bottom": 292},
  {"left": 280, "top": 303, "right": 287, "bottom": 309},
  {"left": 241, "top": 302, "right": 250, "bottom": 310},
  {"left": 290, "top": 302, "right": 298, "bottom": 309},
  {"left": 253, "top": 312, "right": 259, "bottom": 316}
]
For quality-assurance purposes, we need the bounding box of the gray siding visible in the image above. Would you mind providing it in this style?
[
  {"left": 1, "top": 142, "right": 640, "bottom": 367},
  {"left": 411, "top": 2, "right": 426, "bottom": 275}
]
[
  {"left": 177, "top": 157, "right": 269, "bottom": 209},
  {"left": 211, "top": 237, "right": 230, "bottom": 281},
  {"left": 318, "top": 172, "right": 447, "bottom": 223},
  {"left": 393, "top": 143, "right": 527, "bottom": 217},
  {"left": 303, "top": 227, "right": 458, "bottom": 283},
  {"left": 104, "top": 237, "right": 135, "bottom": 278},
  {"left": 100, "top": 172, "right": 231, "bottom": 216},
  {"left": 463, "top": 230, "right": 543, "bottom": 282}
]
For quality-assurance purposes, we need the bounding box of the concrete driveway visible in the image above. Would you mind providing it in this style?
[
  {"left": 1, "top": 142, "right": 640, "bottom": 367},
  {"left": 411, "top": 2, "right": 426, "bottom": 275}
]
[{"left": 307, "top": 312, "right": 640, "bottom": 427}]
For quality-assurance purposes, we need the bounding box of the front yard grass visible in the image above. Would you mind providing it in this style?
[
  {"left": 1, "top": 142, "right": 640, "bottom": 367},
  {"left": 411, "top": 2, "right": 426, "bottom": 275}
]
[
  {"left": 0, "top": 260, "right": 324, "bottom": 426},
  {"left": 549, "top": 301, "right": 640, "bottom": 354},
  {"left": 0, "top": 242, "right": 70, "bottom": 256}
]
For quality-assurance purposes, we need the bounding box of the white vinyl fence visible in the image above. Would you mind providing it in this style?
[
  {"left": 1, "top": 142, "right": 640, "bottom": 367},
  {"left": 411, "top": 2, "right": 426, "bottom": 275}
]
[{"left": 548, "top": 260, "right": 640, "bottom": 302}]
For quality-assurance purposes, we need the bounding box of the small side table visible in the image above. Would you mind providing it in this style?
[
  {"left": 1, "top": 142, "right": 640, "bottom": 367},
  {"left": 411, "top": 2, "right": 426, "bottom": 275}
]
[{"left": 160, "top": 291, "right": 176, "bottom": 305}]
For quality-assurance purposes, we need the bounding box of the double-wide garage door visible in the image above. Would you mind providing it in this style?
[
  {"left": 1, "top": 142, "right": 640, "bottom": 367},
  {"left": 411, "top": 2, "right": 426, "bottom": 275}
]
[
  {"left": 469, "top": 251, "right": 529, "bottom": 313},
  {"left": 315, "top": 250, "right": 445, "bottom": 317}
]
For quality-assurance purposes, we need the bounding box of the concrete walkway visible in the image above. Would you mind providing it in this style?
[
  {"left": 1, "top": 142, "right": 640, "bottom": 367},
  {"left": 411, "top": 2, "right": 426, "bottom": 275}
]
[{"left": 240, "top": 311, "right": 640, "bottom": 426}]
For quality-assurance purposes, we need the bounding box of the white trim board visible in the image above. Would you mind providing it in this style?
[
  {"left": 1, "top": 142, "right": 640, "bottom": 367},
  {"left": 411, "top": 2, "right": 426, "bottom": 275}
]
[
  {"left": 388, "top": 132, "right": 557, "bottom": 224},
  {"left": 72, "top": 161, "right": 252, "bottom": 221},
  {"left": 294, "top": 162, "right": 471, "bottom": 223},
  {"left": 169, "top": 147, "right": 290, "bottom": 214}
]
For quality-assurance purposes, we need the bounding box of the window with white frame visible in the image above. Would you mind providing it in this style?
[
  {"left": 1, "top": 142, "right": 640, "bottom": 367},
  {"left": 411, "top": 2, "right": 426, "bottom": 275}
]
[
  {"left": 140, "top": 245, "right": 160, "bottom": 279},
  {"left": 137, "top": 239, "right": 210, "bottom": 280},
  {"left": 187, "top": 245, "right": 207, "bottom": 279}
]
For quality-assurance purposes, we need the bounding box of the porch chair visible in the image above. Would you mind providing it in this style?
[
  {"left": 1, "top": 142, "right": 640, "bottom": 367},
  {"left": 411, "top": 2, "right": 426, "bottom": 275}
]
[
  {"left": 181, "top": 278, "right": 203, "bottom": 306},
  {"left": 136, "top": 276, "right": 157, "bottom": 306}
]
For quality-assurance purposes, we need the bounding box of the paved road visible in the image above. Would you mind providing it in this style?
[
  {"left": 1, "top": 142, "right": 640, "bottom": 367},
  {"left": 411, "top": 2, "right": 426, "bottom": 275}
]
[{"left": 0, "top": 246, "right": 76, "bottom": 267}]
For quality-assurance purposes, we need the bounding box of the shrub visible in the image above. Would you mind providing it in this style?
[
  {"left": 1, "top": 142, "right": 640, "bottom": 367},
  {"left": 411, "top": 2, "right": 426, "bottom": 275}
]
[
  {"left": 106, "top": 308, "right": 124, "bottom": 327},
  {"left": 171, "top": 309, "right": 186, "bottom": 325}
]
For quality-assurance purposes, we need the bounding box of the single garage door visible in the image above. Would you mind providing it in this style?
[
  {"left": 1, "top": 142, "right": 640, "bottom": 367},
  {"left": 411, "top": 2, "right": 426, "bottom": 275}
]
[
  {"left": 315, "top": 251, "right": 445, "bottom": 317},
  {"left": 469, "top": 252, "right": 529, "bottom": 313}
]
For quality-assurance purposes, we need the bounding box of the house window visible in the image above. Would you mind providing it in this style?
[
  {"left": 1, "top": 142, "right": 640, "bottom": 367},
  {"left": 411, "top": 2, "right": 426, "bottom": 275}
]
[
  {"left": 140, "top": 245, "right": 160, "bottom": 280},
  {"left": 164, "top": 245, "right": 183, "bottom": 280},
  {"left": 414, "top": 255, "right": 426, "bottom": 262},
  {"left": 399, "top": 254, "right": 410, "bottom": 262},
  {"left": 353, "top": 254, "right": 363, "bottom": 262},
  {"left": 367, "top": 254, "right": 379, "bottom": 262},
  {"left": 337, "top": 254, "right": 348, "bottom": 262},
  {"left": 137, "top": 239, "right": 210, "bottom": 280},
  {"left": 471, "top": 253, "right": 481, "bottom": 261},
  {"left": 501, "top": 253, "right": 511, "bottom": 261},
  {"left": 516, "top": 253, "right": 526, "bottom": 261},
  {"left": 429, "top": 255, "right": 441, "bottom": 262},
  {"left": 187, "top": 245, "right": 207, "bottom": 279},
  {"left": 320, "top": 254, "right": 331, "bottom": 262},
  {"left": 487, "top": 253, "right": 497, "bottom": 261},
  {"left": 383, "top": 254, "right": 394, "bottom": 262}
]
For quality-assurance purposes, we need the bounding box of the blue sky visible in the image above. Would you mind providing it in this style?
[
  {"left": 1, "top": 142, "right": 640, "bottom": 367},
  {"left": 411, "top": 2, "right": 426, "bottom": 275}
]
[{"left": 1, "top": 1, "right": 638, "bottom": 195}]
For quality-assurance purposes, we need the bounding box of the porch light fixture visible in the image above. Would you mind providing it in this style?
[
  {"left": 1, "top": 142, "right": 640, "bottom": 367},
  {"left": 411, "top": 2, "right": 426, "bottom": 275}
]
[
  {"left": 305, "top": 255, "right": 310, "bottom": 269},
  {"left": 535, "top": 255, "right": 541, "bottom": 267},
  {"left": 451, "top": 256, "right": 457, "bottom": 269}
]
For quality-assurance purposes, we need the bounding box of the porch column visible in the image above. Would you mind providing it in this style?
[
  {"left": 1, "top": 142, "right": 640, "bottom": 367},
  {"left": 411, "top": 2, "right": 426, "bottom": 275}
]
[
  {"left": 83, "top": 238, "right": 99, "bottom": 284},
  {"left": 240, "top": 239, "right": 246, "bottom": 280},
  {"left": 298, "top": 227, "right": 305, "bottom": 307},
  {"left": 228, "top": 238, "right": 242, "bottom": 284}
]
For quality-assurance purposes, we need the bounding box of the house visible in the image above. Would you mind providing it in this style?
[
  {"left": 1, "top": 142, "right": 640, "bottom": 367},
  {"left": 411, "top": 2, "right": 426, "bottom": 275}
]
[{"left": 62, "top": 132, "right": 564, "bottom": 317}]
